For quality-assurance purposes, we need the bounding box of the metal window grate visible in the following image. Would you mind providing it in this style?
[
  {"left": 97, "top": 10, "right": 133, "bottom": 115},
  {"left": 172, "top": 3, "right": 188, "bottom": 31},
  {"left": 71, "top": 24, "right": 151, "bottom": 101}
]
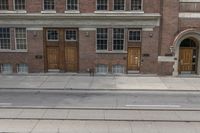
[
  {"left": 44, "top": 0, "right": 54, "bottom": 10},
  {"left": 97, "top": 0, "right": 107, "bottom": 10},
  {"left": 96, "top": 28, "right": 108, "bottom": 50},
  {"left": 17, "top": 64, "right": 28, "bottom": 73},
  {"left": 1, "top": 64, "right": 12, "bottom": 74},
  {"left": 114, "top": 0, "right": 124, "bottom": 10},
  {"left": 0, "top": 28, "right": 10, "bottom": 49},
  {"left": 67, "top": 0, "right": 78, "bottom": 10},
  {"left": 96, "top": 64, "right": 108, "bottom": 74},
  {"left": 15, "top": 0, "right": 25, "bottom": 10},
  {"left": 113, "top": 28, "right": 124, "bottom": 50},
  {"left": 0, "top": 0, "right": 8, "bottom": 10},
  {"left": 112, "top": 64, "right": 124, "bottom": 74},
  {"left": 131, "top": 0, "right": 142, "bottom": 10},
  {"left": 16, "top": 28, "right": 27, "bottom": 50}
]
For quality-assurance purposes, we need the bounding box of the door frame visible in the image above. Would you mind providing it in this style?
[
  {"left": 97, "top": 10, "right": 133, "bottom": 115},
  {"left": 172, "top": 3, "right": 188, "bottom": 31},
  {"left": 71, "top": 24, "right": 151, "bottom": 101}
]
[
  {"left": 44, "top": 28, "right": 79, "bottom": 73},
  {"left": 127, "top": 46, "right": 141, "bottom": 73}
]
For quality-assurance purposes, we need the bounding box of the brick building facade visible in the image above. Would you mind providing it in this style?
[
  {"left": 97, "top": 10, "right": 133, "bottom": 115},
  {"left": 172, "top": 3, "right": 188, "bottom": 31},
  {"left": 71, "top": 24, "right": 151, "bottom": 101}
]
[{"left": 0, "top": 0, "right": 199, "bottom": 76}]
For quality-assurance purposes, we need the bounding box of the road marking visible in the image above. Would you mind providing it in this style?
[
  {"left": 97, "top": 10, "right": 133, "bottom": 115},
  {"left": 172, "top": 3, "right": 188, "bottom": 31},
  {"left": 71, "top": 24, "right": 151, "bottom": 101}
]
[{"left": 125, "top": 105, "right": 181, "bottom": 108}]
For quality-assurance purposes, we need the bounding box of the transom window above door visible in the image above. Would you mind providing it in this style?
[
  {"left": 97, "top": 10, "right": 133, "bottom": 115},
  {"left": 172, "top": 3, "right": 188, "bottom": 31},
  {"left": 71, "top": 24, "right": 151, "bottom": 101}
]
[
  {"left": 129, "top": 30, "right": 141, "bottom": 42},
  {"left": 67, "top": 0, "right": 78, "bottom": 10},
  {"left": 131, "top": 0, "right": 142, "bottom": 11},
  {"left": 47, "top": 29, "right": 59, "bottom": 41},
  {"left": 114, "top": 0, "right": 125, "bottom": 10},
  {"left": 96, "top": 0, "right": 108, "bottom": 10},
  {"left": 65, "top": 29, "right": 77, "bottom": 41}
]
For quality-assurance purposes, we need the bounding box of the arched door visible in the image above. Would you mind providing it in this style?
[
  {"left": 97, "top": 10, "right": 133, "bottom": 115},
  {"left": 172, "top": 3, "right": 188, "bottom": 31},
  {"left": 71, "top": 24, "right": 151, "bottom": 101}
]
[{"left": 179, "top": 38, "right": 199, "bottom": 74}]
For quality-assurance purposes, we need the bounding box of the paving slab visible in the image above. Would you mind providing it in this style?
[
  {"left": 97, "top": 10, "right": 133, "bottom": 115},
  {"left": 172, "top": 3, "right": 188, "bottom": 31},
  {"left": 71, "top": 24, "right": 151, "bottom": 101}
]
[
  {"left": 39, "top": 81, "right": 67, "bottom": 89},
  {"left": 43, "top": 109, "right": 69, "bottom": 119},
  {"left": 131, "top": 122, "right": 159, "bottom": 133},
  {"left": 17, "top": 109, "right": 47, "bottom": 119},
  {"left": 32, "top": 120, "right": 62, "bottom": 133},
  {"left": 66, "top": 76, "right": 93, "bottom": 89},
  {"left": 105, "top": 110, "right": 141, "bottom": 120},
  {"left": 67, "top": 109, "right": 105, "bottom": 119},
  {"left": 91, "top": 77, "right": 116, "bottom": 89},
  {"left": 108, "top": 121, "right": 132, "bottom": 133},
  {"left": 0, "top": 119, "right": 37, "bottom": 133},
  {"left": 46, "top": 76, "right": 71, "bottom": 82},
  {"left": 0, "top": 109, "right": 23, "bottom": 118}
]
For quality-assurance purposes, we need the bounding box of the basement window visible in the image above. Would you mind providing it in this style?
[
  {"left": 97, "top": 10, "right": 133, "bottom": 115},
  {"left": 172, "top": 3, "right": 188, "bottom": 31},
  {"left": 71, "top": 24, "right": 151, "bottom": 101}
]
[
  {"left": 96, "top": 64, "right": 108, "bottom": 74},
  {"left": 112, "top": 64, "right": 124, "bottom": 74},
  {"left": 17, "top": 64, "right": 28, "bottom": 73},
  {"left": 1, "top": 64, "right": 12, "bottom": 74}
]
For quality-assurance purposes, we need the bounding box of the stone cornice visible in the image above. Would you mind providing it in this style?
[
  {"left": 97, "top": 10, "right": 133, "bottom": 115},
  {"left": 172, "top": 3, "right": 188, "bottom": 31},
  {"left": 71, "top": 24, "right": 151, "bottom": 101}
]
[{"left": 0, "top": 13, "right": 161, "bottom": 28}]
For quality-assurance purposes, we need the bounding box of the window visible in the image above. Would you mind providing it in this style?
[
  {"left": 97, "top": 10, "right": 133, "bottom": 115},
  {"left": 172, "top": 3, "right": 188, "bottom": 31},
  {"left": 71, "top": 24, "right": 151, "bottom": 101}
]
[
  {"left": 14, "top": 0, "right": 25, "bottom": 10},
  {"left": 44, "top": 0, "right": 54, "bottom": 10},
  {"left": 47, "top": 29, "right": 58, "bottom": 41},
  {"left": 67, "top": 0, "right": 78, "bottom": 10},
  {"left": 113, "top": 28, "right": 124, "bottom": 50},
  {"left": 17, "top": 64, "right": 28, "bottom": 73},
  {"left": 96, "top": 64, "right": 108, "bottom": 74},
  {"left": 1, "top": 64, "right": 12, "bottom": 74},
  {"left": 112, "top": 64, "right": 124, "bottom": 74},
  {"left": 131, "top": 0, "right": 142, "bottom": 10},
  {"left": 129, "top": 30, "right": 141, "bottom": 41},
  {"left": 15, "top": 28, "right": 27, "bottom": 50},
  {"left": 65, "top": 30, "right": 77, "bottom": 41},
  {"left": 96, "top": 28, "right": 108, "bottom": 50},
  {"left": 0, "top": 0, "right": 8, "bottom": 10},
  {"left": 96, "top": 0, "right": 107, "bottom": 10},
  {"left": 0, "top": 28, "right": 10, "bottom": 50},
  {"left": 114, "top": 0, "right": 124, "bottom": 10}
]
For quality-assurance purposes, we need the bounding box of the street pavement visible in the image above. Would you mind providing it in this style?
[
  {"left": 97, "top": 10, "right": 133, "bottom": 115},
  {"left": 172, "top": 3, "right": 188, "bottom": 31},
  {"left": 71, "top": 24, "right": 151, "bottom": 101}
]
[{"left": 0, "top": 74, "right": 200, "bottom": 90}]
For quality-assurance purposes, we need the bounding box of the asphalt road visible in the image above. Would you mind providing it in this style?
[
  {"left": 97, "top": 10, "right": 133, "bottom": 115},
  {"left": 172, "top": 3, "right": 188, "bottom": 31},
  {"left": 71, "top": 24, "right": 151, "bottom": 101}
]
[{"left": 0, "top": 90, "right": 200, "bottom": 109}]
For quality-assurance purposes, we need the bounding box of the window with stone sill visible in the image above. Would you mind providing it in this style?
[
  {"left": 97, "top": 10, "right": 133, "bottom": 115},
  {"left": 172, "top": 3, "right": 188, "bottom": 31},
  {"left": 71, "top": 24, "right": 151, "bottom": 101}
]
[
  {"left": 66, "top": 0, "right": 78, "bottom": 10},
  {"left": 0, "top": 0, "right": 8, "bottom": 10},
  {"left": 96, "top": 0, "right": 108, "bottom": 10},
  {"left": 113, "top": 28, "right": 124, "bottom": 50},
  {"left": 114, "top": 0, "right": 124, "bottom": 10},
  {"left": 44, "top": 0, "right": 55, "bottom": 10},
  {"left": 96, "top": 28, "right": 108, "bottom": 50},
  {"left": 131, "top": 0, "right": 142, "bottom": 11},
  {"left": 15, "top": 28, "right": 27, "bottom": 50},
  {"left": 14, "top": 0, "right": 25, "bottom": 10},
  {"left": 0, "top": 27, "right": 10, "bottom": 50}
]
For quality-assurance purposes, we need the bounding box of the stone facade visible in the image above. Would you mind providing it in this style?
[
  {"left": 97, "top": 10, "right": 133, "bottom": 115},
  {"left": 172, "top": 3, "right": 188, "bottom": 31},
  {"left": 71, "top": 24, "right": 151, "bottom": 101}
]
[{"left": 0, "top": 0, "right": 200, "bottom": 75}]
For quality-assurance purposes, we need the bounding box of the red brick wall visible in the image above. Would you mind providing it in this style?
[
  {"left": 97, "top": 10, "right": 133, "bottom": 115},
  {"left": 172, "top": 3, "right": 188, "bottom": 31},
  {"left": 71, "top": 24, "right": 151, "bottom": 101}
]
[
  {"left": 141, "top": 27, "right": 159, "bottom": 74},
  {"left": 27, "top": 0, "right": 42, "bottom": 13}
]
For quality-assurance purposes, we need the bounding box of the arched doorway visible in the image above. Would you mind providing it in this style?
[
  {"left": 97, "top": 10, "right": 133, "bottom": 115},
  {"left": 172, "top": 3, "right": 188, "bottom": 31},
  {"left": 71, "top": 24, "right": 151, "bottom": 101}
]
[{"left": 179, "top": 38, "right": 199, "bottom": 74}]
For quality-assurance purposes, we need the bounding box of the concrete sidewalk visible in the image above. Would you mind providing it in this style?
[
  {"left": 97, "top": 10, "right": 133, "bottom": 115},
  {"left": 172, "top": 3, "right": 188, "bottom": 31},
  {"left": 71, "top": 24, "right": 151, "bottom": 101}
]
[
  {"left": 0, "top": 108, "right": 200, "bottom": 122},
  {"left": 0, "top": 74, "right": 200, "bottom": 91}
]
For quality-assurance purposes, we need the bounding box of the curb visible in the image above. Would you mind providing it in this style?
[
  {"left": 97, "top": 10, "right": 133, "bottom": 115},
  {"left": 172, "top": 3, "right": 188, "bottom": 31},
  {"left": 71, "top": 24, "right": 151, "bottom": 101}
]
[
  {"left": 0, "top": 88, "right": 200, "bottom": 92},
  {"left": 0, "top": 118, "right": 199, "bottom": 122}
]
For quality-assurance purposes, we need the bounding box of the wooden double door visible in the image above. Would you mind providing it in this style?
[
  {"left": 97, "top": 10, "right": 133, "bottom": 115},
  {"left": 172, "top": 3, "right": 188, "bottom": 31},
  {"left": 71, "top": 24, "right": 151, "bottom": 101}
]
[
  {"left": 128, "top": 47, "right": 141, "bottom": 71},
  {"left": 179, "top": 48, "right": 197, "bottom": 73},
  {"left": 45, "top": 28, "right": 78, "bottom": 72}
]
